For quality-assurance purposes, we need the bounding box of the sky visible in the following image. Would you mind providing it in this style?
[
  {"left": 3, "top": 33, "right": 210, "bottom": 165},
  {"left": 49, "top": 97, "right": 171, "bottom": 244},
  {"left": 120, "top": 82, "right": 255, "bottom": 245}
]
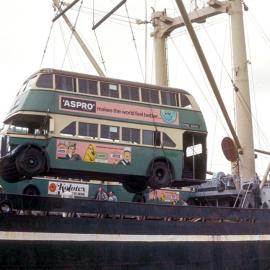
[{"left": 0, "top": 0, "right": 270, "bottom": 178}]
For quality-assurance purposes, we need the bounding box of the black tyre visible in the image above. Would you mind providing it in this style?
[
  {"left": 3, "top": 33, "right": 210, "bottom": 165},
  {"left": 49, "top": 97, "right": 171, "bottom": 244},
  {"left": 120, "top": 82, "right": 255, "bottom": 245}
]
[
  {"left": 0, "top": 202, "right": 12, "bottom": 213},
  {"left": 123, "top": 179, "right": 148, "bottom": 193},
  {"left": 148, "top": 161, "right": 172, "bottom": 189},
  {"left": 16, "top": 147, "right": 45, "bottom": 178}
]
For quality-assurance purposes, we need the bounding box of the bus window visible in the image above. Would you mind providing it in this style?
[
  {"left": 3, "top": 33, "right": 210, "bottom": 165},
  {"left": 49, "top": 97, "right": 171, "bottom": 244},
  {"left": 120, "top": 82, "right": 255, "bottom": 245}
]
[
  {"left": 161, "top": 91, "right": 177, "bottom": 107},
  {"left": 122, "top": 127, "right": 140, "bottom": 144},
  {"left": 55, "top": 75, "right": 75, "bottom": 92},
  {"left": 163, "top": 133, "right": 176, "bottom": 147},
  {"left": 78, "top": 78, "right": 97, "bottom": 95},
  {"left": 6, "top": 114, "right": 49, "bottom": 136},
  {"left": 36, "top": 74, "right": 53, "bottom": 89},
  {"left": 121, "top": 85, "right": 139, "bottom": 101},
  {"left": 78, "top": 122, "right": 98, "bottom": 138},
  {"left": 101, "top": 125, "right": 119, "bottom": 141},
  {"left": 8, "top": 125, "right": 29, "bottom": 134},
  {"left": 180, "top": 94, "right": 192, "bottom": 109},
  {"left": 100, "top": 82, "right": 119, "bottom": 98},
  {"left": 143, "top": 130, "right": 161, "bottom": 146},
  {"left": 186, "top": 144, "right": 202, "bottom": 157},
  {"left": 18, "top": 76, "right": 38, "bottom": 95},
  {"left": 60, "top": 122, "right": 76, "bottom": 136},
  {"left": 141, "top": 88, "right": 159, "bottom": 104}
]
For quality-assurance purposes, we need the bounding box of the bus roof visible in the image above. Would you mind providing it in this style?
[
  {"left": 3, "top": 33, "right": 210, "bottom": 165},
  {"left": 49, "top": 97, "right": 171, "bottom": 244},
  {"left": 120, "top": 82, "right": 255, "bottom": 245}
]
[{"left": 30, "top": 68, "right": 191, "bottom": 95}]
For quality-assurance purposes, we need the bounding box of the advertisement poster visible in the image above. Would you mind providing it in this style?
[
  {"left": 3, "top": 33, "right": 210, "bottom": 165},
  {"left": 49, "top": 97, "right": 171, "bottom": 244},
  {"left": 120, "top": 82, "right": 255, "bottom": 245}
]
[
  {"left": 56, "top": 139, "right": 132, "bottom": 166},
  {"left": 149, "top": 189, "right": 180, "bottom": 202},
  {"left": 59, "top": 95, "right": 178, "bottom": 125},
  {"left": 48, "top": 181, "right": 89, "bottom": 197}
]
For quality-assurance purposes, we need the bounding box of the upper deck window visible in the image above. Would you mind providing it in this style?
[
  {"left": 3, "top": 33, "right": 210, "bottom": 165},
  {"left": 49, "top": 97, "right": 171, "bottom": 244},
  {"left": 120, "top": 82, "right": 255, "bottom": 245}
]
[
  {"left": 18, "top": 75, "right": 38, "bottom": 95},
  {"left": 101, "top": 125, "right": 119, "bottom": 141},
  {"left": 100, "top": 82, "right": 119, "bottom": 98},
  {"left": 79, "top": 122, "right": 98, "bottom": 138},
  {"left": 78, "top": 79, "right": 98, "bottom": 95},
  {"left": 121, "top": 85, "right": 139, "bottom": 101},
  {"left": 36, "top": 74, "right": 53, "bottom": 89},
  {"left": 55, "top": 75, "right": 75, "bottom": 92},
  {"left": 180, "top": 94, "right": 192, "bottom": 109},
  {"left": 141, "top": 88, "right": 159, "bottom": 104},
  {"left": 161, "top": 91, "right": 178, "bottom": 107}
]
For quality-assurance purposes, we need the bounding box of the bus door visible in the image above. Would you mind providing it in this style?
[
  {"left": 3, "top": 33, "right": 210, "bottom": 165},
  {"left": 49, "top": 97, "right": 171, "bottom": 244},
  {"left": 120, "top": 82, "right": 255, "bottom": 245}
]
[{"left": 182, "top": 132, "right": 207, "bottom": 180}]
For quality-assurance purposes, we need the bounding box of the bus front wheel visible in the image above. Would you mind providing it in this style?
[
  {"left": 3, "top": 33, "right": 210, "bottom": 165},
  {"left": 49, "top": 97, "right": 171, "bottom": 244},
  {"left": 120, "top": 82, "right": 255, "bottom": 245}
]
[
  {"left": 16, "top": 147, "right": 45, "bottom": 178},
  {"left": 148, "top": 161, "right": 172, "bottom": 189}
]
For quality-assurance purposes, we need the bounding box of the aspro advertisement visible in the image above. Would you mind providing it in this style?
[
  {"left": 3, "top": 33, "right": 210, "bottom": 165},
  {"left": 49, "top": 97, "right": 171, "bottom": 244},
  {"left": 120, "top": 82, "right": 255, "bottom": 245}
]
[
  {"left": 59, "top": 95, "right": 178, "bottom": 125},
  {"left": 48, "top": 181, "right": 89, "bottom": 197}
]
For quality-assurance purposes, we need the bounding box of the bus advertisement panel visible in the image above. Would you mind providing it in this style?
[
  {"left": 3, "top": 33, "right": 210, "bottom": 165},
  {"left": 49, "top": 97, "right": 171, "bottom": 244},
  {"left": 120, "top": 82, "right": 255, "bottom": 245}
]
[
  {"left": 48, "top": 181, "right": 89, "bottom": 197},
  {"left": 59, "top": 95, "right": 179, "bottom": 125}
]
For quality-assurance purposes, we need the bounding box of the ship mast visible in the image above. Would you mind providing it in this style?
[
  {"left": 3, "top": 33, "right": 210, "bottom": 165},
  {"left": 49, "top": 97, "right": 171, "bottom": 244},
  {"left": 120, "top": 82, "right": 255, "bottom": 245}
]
[
  {"left": 152, "top": 0, "right": 256, "bottom": 182},
  {"left": 229, "top": 0, "right": 255, "bottom": 181}
]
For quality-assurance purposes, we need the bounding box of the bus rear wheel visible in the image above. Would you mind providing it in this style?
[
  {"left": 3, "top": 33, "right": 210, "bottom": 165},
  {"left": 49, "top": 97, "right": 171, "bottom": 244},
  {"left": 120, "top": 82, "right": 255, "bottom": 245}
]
[
  {"left": 16, "top": 147, "right": 45, "bottom": 178},
  {"left": 123, "top": 179, "right": 147, "bottom": 193},
  {"left": 148, "top": 161, "right": 172, "bottom": 189}
]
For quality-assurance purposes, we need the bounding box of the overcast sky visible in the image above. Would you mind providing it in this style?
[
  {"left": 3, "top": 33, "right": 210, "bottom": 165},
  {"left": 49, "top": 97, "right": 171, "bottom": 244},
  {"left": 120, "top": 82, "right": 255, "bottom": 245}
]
[{"left": 0, "top": 0, "right": 270, "bottom": 177}]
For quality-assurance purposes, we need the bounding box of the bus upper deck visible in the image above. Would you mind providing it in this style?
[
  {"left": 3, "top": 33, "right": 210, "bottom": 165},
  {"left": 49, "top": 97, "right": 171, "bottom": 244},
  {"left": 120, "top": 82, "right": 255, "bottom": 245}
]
[{"left": 6, "top": 68, "right": 206, "bottom": 132}]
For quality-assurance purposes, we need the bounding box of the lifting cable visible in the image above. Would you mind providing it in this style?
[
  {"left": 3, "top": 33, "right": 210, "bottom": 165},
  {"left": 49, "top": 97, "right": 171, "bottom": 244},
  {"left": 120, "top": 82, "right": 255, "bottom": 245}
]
[
  {"left": 201, "top": 16, "right": 270, "bottom": 165},
  {"left": 39, "top": 5, "right": 60, "bottom": 68},
  {"left": 169, "top": 37, "right": 230, "bottom": 137},
  {"left": 248, "top": 10, "right": 270, "bottom": 49},
  {"left": 92, "top": 0, "right": 107, "bottom": 74},
  {"left": 73, "top": 5, "right": 139, "bottom": 26},
  {"left": 244, "top": 6, "right": 270, "bottom": 150},
  {"left": 61, "top": 0, "right": 84, "bottom": 69},
  {"left": 200, "top": 4, "right": 270, "bottom": 152},
  {"left": 58, "top": 19, "right": 74, "bottom": 69},
  {"left": 124, "top": 3, "right": 145, "bottom": 82}
]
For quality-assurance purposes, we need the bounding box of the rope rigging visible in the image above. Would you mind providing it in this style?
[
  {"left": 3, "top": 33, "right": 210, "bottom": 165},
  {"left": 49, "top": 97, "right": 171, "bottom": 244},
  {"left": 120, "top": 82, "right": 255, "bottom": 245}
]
[
  {"left": 199, "top": 13, "right": 270, "bottom": 153},
  {"left": 169, "top": 37, "right": 230, "bottom": 137},
  {"left": 58, "top": 20, "right": 74, "bottom": 70},
  {"left": 124, "top": 3, "right": 145, "bottom": 82},
  {"left": 39, "top": 4, "right": 61, "bottom": 68},
  {"left": 92, "top": 0, "right": 107, "bottom": 74},
  {"left": 61, "top": 0, "right": 84, "bottom": 69}
]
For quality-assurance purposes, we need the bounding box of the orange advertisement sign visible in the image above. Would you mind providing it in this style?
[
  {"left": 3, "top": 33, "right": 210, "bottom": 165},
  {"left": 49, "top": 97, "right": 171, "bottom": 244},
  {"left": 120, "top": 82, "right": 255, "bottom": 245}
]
[{"left": 149, "top": 189, "right": 180, "bottom": 202}]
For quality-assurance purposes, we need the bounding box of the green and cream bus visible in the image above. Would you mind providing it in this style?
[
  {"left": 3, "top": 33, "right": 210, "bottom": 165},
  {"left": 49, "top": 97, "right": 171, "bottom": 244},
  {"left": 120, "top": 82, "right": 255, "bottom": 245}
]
[{"left": 0, "top": 69, "right": 207, "bottom": 192}]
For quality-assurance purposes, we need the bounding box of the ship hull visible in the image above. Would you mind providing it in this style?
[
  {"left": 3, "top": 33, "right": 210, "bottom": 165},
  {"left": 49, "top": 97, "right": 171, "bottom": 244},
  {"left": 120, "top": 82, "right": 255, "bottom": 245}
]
[
  {"left": 1, "top": 240, "right": 269, "bottom": 269},
  {"left": 0, "top": 194, "right": 270, "bottom": 269}
]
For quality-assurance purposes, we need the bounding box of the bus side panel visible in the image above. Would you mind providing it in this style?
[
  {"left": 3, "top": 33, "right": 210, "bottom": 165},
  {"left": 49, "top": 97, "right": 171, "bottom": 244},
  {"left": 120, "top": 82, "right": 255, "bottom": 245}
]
[{"left": 46, "top": 138, "right": 183, "bottom": 181}]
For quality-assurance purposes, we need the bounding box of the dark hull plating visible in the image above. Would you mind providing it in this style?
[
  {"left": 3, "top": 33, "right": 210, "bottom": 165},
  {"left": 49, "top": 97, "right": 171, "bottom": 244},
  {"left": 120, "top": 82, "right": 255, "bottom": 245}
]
[
  {"left": 0, "top": 194, "right": 270, "bottom": 269},
  {"left": 1, "top": 240, "right": 270, "bottom": 269}
]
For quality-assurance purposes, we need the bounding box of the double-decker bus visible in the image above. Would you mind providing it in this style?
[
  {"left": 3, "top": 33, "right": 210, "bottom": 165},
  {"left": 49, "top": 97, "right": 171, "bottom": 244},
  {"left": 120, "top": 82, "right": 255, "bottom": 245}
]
[
  {"left": 0, "top": 69, "right": 207, "bottom": 192},
  {"left": 0, "top": 176, "right": 192, "bottom": 204},
  {"left": 0, "top": 177, "right": 134, "bottom": 201}
]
